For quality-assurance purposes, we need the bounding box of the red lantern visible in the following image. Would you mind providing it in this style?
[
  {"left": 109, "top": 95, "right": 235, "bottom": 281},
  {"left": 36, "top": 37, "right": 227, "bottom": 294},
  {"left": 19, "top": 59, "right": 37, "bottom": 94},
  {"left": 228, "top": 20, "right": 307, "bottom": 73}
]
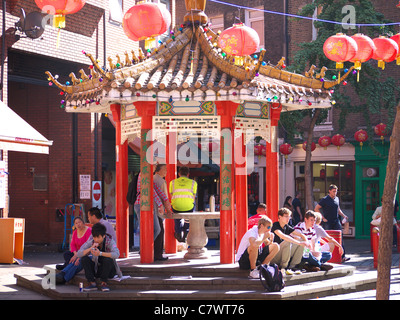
[
  {"left": 123, "top": 2, "right": 171, "bottom": 50},
  {"left": 331, "top": 134, "right": 345, "bottom": 150},
  {"left": 254, "top": 144, "right": 263, "bottom": 156},
  {"left": 350, "top": 34, "right": 376, "bottom": 70},
  {"left": 279, "top": 143, "right": 293, "bottom": 159},
  {"left": 334, "top": 168, "right": 339, "bottom": 178},
  {"left": 354, "top": 129, "right": 368, "bottom": 149},
  {"left": 318, "top": 136, "right": 331, "bottom": 150},
  {"left": 398, "top": 1, "right": 400, "bottom": 8},
  {"left": 35, "top": 0, "right": 86, "bottom": 28},
  {"left": 374, "top": 123, "right": 387, "bottom": 142},
  {"left": 320, "top": 169, "right": 326, "bottom": 179},
  {"left": 372, "top": 36, "right": 399, "bottom": 70},
  {"left": 390, "top": 33, "right": 400, "bottom": 65},
  {"left": 302, "top": 141, "right": 316, "bottom": 152},
  {"left": 345, "top": 169, "right": 352, "bottom": 179},
  {"left": 323, "top": 33, "right": 358, "bottom": 69},
  {"left": 218, "top": 23, "right": 260, "bottom": 66}
]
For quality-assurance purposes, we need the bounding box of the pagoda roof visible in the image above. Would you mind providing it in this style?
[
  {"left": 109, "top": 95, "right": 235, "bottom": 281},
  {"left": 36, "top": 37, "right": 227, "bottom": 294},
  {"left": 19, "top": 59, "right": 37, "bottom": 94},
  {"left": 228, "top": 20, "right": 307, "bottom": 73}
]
[{"left": 46, "top": 24, "right": 353, "bottom": 114}]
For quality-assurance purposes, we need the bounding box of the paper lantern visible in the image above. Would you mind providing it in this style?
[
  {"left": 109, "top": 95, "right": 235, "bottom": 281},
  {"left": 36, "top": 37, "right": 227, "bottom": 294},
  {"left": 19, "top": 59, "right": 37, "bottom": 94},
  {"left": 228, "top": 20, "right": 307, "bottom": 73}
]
[
  {"left": 331, "top": 134, "right": 345, "bottom": 150},
  {"left": 390, "top": 33, "right": 400, "bottom": 65},
  {"left": 318, "top": 136, "right": 331, "bottom": 150},
  {"left": 302, "top": 141, "right": 316, "bottom": 152},
  {"left": 279, "top": 143, "right": 293, "bottom": 159},
  {"left": 35, "top": 0, "right": 86, "bottom": 28},
  {"left": 372, "top": 36, "right": 399, "bottom": 70},
  {"left": 354, "top": 129, "right": 368, "bottom": 149},
  {"left": 323, "top": 33, "right": 358, "bottom": 69},
  {"left": 374, "top": 123, "right": 387, "bottom": 142},
  {"left": 254, "top": 144, "right": 263, "bottom": 156},
  {"left": 218, "top": 23, "right": 260, "bottom": 66},
  {"left": 123, "top": 2, "right": 171, "bottom": 50},
  {"left": 350, "top": 34, "right": 375, "bottom": 69},
  {"left": 320, "top": 169, "right": 326, "bottom": 179}
]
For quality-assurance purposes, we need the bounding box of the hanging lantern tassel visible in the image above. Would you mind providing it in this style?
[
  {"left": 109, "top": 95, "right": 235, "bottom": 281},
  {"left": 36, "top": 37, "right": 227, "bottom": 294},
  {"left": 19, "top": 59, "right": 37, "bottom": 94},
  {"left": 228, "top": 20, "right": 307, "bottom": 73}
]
[
  {"left": 378, "top": 60, "right": 385, "bottom": 70},
  {"left": 53, "top": 14, "right": 66, "bottom": 49},
  {"left": 144, "top": 37, "right": 156, "bottom": 51},
  {"left": 336, "top": 62, "right": 344, "bottom": 69},
  {"left": 234, "top": 56, "right": 244, "bottom": 66}
]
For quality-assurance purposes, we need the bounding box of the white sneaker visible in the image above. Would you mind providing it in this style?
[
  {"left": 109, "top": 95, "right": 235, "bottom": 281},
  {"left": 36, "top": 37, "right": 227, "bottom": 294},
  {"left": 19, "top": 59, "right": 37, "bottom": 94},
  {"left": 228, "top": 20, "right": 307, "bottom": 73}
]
[{"left": 248, "top": 269, "right": 260, "bottom": 279}]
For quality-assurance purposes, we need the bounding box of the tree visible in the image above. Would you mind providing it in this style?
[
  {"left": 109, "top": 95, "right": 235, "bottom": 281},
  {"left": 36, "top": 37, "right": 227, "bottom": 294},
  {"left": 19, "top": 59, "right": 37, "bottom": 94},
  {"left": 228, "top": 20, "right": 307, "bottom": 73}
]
[{"left": 279, "top": 0, "right": 399, "bottom": 299}]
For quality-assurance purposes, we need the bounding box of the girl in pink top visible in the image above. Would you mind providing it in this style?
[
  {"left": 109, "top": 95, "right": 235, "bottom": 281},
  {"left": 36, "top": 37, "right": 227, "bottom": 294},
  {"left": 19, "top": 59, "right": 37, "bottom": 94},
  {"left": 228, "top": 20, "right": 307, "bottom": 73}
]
[{"left": 56, "top": 216, "right": 92, "bottom": 284}]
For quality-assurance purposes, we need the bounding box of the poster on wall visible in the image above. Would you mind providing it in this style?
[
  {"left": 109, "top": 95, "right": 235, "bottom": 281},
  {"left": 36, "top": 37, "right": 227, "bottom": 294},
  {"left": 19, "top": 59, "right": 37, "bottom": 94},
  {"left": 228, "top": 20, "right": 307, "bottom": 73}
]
[
  {"left": 79, "top": 174, "right": 91, "bottom": 199},
  {"left": 0, "top": 161, "right": 6, "bottom": 209},
  {"left": 103, "top": 171, "right": 116, "bottom": 217}
]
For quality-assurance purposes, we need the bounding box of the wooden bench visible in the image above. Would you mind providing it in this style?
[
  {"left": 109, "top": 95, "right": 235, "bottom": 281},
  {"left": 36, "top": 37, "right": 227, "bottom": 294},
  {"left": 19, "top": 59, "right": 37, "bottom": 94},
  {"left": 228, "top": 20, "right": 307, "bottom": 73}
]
[{"left": 168, "top": 212, "right": 220, "bottom": 259}]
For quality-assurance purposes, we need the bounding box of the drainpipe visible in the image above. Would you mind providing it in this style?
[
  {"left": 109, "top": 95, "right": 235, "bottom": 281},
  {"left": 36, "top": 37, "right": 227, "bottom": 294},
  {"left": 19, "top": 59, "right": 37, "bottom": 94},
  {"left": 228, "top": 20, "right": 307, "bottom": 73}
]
[{"left": 1, "top": 0, "right": 6, "bottom": 101}]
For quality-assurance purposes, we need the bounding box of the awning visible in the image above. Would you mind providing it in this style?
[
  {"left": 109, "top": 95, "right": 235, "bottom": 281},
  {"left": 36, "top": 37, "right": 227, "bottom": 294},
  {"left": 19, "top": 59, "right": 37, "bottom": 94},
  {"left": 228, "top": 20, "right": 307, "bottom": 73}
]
[{"left": 0, "top": 100, "right": 53, "bottom": 154}]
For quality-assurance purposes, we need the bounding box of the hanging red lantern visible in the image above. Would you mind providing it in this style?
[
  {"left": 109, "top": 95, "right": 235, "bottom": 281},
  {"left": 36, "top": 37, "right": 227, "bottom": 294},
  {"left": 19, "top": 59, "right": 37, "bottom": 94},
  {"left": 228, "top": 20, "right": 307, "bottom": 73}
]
[
  {"left": 331, "top": 134, "right": 345, "bottom": 150},
  {"left": 397, "top": 1, "right": 400, "bottom": 8},
  {"left": 354, "top": 129, "right": 368, "bottom": 149},
  {"left": 218, "top": 23, "right": 260, "bottom": 66},
  {"left": 374, "top": 123, "right": 388, "bottom": 142},
  {"left": 254, "top": 144, "right": 263, "bottom": 156},
  {"left": 279, "top": 143, "right": 293, "bottom": 159},
  {"left": 372, "top": 36, "right": 399, "bottom": 70},
  {"left": 35, "top": 0, "right": 86, "bottom": 28},
  {"left": 334, "top": 168, "right": 340, "bottom": 178},
  {"left": 323, "top": 33, "right": 358, "bottom": 69},
  {"left": 318, "top": 136, "right": 331, "bottom": 150},
  {"left": 302, "top": 141, "right": 316, "bottom": 152},
  {"left": 390, "top": 33, "right": 400, "bottom": 65},
  {"left": 320, "top": 169, "right": 326, "bottom": 179},
  {"left": 350, "top": 34, "right": 375, "bottom": 69},
  {"left": 345, "top": 169, "right": 352, "bottom": 179},
  {"left": 123, "top": 2, "right": 171, "bottom": 50}
]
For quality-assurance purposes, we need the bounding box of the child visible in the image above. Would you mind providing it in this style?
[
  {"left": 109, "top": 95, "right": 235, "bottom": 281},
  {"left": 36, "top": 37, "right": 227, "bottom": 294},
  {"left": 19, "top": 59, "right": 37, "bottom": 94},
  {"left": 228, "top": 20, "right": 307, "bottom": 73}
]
[
  {"left": 236, "top": 215, "right": 279, "bottom": 279},
  {"left": 77, "top": 223, "right": 122, "bottom": 292}
]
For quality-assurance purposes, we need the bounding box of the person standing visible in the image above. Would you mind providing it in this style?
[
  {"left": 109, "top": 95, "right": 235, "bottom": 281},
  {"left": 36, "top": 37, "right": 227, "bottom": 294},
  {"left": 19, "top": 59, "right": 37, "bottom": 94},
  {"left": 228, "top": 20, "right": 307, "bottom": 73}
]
[
  {"left": 169, "top": 166, "right": 197, "bottom": 242},
  {"left": 153, "top": 164, "right": 172, "bottom": 260},
  {"left": 314, "top": 184, "right": 350, "bottom": 262},
  {"left": 292, "top": 191, "right": 303, "bottom": 225}
]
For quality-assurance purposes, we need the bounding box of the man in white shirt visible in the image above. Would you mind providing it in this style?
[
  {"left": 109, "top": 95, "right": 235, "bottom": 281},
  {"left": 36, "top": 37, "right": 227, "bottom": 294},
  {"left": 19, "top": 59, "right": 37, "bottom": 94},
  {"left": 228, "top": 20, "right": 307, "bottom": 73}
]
[{"left": 236, "top": 215, "right": 279, "bottom": 279}]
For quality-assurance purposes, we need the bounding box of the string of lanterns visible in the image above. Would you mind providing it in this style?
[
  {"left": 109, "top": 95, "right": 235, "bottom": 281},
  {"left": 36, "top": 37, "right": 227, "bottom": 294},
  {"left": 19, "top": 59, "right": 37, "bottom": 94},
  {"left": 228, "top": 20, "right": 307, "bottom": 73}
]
[{"left": 279, "top": 123, "right": 387, "bottom": 158}]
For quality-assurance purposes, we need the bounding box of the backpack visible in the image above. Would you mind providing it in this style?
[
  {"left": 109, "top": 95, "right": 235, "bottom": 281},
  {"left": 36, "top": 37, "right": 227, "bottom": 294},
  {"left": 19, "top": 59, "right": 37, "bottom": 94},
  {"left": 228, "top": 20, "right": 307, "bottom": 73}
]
[
  {"left": 126, "top": 173, "right": 139, "bottom": 205},
  {"left": 259, "top": 263, "right": 285, "bottom": 292}
]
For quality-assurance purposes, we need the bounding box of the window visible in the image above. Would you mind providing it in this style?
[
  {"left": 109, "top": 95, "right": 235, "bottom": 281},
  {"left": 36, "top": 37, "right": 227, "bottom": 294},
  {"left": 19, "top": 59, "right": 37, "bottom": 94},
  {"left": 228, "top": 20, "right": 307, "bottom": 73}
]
[
  {"left": 245, "top": 7, "right": 264, "bottom": 51},
  {"left": 109, "top": 0, "right": 123, "bottom": 25},
  {"left": 209, "top": 15, "right": 224, "bottom": 33}
]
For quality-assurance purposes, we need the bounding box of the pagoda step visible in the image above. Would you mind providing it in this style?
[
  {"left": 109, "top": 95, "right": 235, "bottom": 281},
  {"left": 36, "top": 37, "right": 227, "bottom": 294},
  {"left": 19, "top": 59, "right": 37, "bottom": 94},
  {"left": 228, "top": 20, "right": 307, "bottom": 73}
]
[{"left": 14, "top": 270, "right": 377, "bottom": 300}]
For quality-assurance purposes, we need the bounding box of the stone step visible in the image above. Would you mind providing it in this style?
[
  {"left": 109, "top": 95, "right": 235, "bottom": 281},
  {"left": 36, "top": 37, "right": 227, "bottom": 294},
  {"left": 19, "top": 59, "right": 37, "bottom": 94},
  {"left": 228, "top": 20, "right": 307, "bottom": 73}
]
[{"left": 14, "top": 271, "right": 377, "bottom": 300}]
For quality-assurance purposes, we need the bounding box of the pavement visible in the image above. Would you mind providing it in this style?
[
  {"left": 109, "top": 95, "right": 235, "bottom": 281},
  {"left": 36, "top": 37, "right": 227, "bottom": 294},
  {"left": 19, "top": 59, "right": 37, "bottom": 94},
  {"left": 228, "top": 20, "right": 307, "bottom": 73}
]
[{"left": 1, "top": 237, "right": 400, "bottom": 300}]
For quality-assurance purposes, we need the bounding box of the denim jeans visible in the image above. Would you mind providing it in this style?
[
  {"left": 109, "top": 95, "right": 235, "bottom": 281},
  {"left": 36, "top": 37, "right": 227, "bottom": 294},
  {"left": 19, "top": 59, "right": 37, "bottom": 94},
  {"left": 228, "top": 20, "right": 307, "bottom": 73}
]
[
  {"left": 62, "top": 260, "right": 83, "bottom": 282},
  {"left": 302, "top": 251, "right": 332, "bottom": 267}
]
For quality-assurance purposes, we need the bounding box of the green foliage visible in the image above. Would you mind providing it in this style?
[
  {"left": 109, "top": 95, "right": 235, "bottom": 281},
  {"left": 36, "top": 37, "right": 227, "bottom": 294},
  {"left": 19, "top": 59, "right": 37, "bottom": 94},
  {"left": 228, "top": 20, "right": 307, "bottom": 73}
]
[{"left": 281, "top": 0, "right": 399, "bottom": 144}]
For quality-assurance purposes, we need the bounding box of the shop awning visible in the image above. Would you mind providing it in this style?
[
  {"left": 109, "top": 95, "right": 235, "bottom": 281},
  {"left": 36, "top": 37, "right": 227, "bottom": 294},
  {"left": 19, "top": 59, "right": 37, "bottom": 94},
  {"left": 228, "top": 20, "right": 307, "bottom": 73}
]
[{"left": 0, "top": 100, "right": 53, "bottom": 154}]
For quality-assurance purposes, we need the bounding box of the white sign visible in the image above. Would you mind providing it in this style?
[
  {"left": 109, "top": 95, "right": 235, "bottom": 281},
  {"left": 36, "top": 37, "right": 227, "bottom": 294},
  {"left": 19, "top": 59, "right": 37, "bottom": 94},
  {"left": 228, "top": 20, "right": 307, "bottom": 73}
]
[
  {"left": 92, "top": 181, "right": 102, "bottom": 208},
  {"left": 79, "top": 175, "right": 91, "bottom": 199},
  {"left": 0, "top": 161, "right": 6, "bottom": 209}
]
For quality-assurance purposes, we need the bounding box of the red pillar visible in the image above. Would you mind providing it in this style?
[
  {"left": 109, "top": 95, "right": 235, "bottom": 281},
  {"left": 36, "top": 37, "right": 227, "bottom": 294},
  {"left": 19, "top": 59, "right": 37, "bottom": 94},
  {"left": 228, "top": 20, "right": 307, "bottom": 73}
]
[
  {"left": 235, "top": 132, "right": 248, "bottom": 250},
  {"left": 216, "top": 101, "right": 237, "bottom": 264},
  {"left": 165, "top": 132, "right": 177, "bottom": 253},
  {"left": 135, "top": 101, "right": 156, "bottom": 263},
  {"left": 266, "top": 103, "right": 282, "bottom": 222},
  {"left": 110, "top": 104, "right": 129, "bottom": 258}
]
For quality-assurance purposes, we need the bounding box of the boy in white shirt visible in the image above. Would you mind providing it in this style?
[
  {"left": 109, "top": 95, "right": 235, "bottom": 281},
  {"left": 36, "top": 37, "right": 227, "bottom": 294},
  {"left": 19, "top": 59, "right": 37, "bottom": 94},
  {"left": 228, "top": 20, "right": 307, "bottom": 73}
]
[{"left": 236, "top": 216, "right": 279, "bottom": 279}]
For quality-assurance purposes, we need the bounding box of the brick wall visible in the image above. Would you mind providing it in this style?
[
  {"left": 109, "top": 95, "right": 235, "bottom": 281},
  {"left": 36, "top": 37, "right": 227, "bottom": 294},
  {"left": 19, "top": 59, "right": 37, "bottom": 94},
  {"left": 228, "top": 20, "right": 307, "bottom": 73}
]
[{"left": 1, "top": 0, "right": 138, "bottom": 244}]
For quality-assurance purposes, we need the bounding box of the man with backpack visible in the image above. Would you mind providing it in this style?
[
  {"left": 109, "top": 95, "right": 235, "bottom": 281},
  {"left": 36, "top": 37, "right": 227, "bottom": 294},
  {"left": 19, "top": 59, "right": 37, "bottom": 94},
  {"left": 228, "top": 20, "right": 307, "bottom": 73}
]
[{"left": 236, "top": 215, "right": 279, "bottom": 279}]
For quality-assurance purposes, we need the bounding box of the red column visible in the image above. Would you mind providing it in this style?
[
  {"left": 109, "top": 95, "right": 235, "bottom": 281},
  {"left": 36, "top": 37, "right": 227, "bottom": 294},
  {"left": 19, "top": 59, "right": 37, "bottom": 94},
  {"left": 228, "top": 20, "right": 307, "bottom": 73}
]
[
  {"left": 265, "top": 141, "right": 273, "bottom": 219},
  {"left": 135, "top": 101, "right": 156, "bottom": 263},
  {"left": 235, "top": 132, "right": 248, "bottom": 250},
  {"left": 271, "top": 103, "right": 282, "bottom": 221},
  {"left": 216, "top": 101, "right": 237, "bottom": 264},
  {"left": 110, "top": 104, "right": 129, "bottom": 258},
  {"left": 165, "top": 132, "right": 177, "bottom": 253}
]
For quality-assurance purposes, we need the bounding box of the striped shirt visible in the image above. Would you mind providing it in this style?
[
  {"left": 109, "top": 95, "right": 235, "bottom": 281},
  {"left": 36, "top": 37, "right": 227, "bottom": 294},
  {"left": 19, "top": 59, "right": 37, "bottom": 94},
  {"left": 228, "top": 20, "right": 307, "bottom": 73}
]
[
  {"left": 294, "top": 222, "right": 316, "bottom": 242},
  {"left": 134, "top": 173, "right": 169, "bottom": 207}
]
